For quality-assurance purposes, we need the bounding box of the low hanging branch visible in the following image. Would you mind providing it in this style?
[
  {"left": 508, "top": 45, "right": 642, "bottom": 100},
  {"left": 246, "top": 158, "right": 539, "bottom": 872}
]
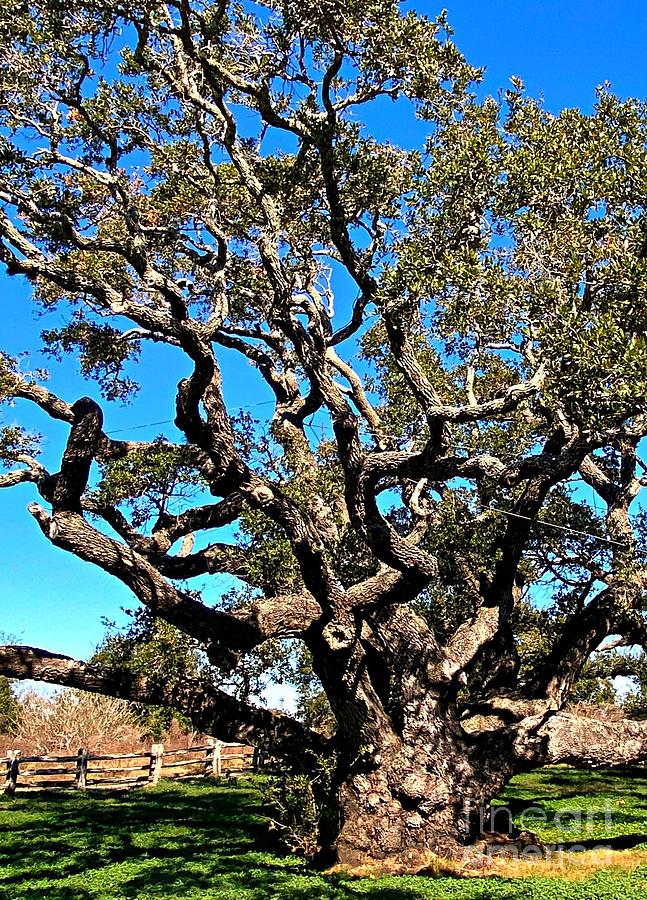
[{"left": 0, "top": 645, "right": 327, "bottom": 765}]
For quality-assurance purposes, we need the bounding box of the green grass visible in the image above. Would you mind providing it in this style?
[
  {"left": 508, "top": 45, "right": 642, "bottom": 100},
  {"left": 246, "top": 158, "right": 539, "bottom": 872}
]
[
  {"left": 0, "top": 770, "right": 646, "bottom": 899},
  {"left": 496, "top": 766, "right": 647, "bottom": 848}
]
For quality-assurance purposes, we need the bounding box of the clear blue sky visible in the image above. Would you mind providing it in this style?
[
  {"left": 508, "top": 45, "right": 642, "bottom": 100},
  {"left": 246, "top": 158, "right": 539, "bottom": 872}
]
[{"left": 2, "top": 0, "right": 647, "bottom": 660}]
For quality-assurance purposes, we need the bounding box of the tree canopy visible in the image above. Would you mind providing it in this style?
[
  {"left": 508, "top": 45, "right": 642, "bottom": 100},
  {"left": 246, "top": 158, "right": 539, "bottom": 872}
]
[{"left": 1, "top": 0, "right": 647, "bottom": 868}]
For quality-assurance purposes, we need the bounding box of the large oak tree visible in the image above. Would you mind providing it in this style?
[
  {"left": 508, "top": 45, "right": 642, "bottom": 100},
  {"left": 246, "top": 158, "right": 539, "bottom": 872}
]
[{"left": 1, "top": 0, "right": 647, "bottom": 869}]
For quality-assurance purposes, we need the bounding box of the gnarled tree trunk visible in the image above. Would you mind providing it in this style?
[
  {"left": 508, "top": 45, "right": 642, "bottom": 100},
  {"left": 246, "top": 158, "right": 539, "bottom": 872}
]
[
  {"left": 333, "top": 706, "right": 504, "bottom": 866},
  {"left": 313, "top": 609, "right": 516, "bottom": 867}
]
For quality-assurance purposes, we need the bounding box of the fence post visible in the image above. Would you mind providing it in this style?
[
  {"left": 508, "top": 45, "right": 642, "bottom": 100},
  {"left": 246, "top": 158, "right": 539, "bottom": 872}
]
[
  {"left": 149, "top": 743, "right": 164, "bottom": 785},
  {"left": 253, "top": 747, "right": 266, "bottom": 772},
  {"left": 4, "top": 750, "right": 20, "bottom": 796},
  {"left": 205, "top": 739, "right": 222, "bottom": 777},
  {"left": 75, "top": 748, "right": 88, "bottom": 790},
  {"left": 204, "top": 740, "right": 213, "bottom": 777}
]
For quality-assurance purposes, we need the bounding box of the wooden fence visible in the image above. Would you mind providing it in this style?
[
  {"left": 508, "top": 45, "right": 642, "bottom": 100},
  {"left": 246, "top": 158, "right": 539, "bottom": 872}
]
[{"left": 2, "top": 741, "right": 262, "bottom": 795}]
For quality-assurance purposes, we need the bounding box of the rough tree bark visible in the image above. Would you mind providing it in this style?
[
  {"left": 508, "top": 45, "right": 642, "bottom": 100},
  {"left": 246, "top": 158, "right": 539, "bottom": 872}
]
[{"left": 1, "top": 0, "right": 647, "bottom": 871}]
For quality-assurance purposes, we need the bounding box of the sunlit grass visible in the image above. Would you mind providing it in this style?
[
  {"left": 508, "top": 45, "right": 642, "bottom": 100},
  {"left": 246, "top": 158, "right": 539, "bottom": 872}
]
[{"left": 0, "top": 769, "right": 645, "bottom": 898}]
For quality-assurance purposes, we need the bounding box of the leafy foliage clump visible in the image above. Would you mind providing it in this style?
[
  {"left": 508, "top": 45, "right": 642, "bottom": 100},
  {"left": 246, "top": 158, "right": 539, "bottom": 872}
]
[
  {"left": 93, "top": 609, "right": 210, "bottom": 739},
  {"left": 263, "top": 752, "right": 337, "bottom": 860},
  {"left": 0, "top": 676, "right": 19, "bottom": 735},
  {"left": 93, "top": 440, "right": 205, "bottom": 528}
]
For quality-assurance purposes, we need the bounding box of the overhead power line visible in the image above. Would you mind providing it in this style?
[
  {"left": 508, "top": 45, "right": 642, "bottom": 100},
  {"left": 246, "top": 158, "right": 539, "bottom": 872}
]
[
  {"left": 104, "top": 400, "right": 276, "bottom": 435},
  {"left": 485, "top": 504, "right": 628, "bottom": 548},
  {"left": 94, "top": 407, "right": 634, "bottom": 550},
  {"left": 106, "top": 418, "right": 174, "bottom": 435}
]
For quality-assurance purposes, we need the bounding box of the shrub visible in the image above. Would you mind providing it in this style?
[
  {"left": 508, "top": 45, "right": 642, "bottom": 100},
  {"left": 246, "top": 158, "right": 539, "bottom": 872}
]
[
  {"left": 15, "top": 688, "right": 142, "bottom": 754},
  {"left": 0, "top": 676, "right": 19, "bottom": 735},
  {"left": 263, "top": 754, "right": 337, "bottom": 859}
]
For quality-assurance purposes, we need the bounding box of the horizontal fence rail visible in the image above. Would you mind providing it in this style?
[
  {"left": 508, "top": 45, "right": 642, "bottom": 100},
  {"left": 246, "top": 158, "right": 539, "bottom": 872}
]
[{"left": 1, "top": 741, "right": 262, "bottom": 795}]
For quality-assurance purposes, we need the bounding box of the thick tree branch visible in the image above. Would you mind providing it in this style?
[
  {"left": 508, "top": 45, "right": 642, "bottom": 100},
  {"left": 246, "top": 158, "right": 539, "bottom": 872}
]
[
  {"left": 0, "top": 645, "right": 326, "bottom": 765},
  {"left": 152, "top": 494, "right": 245, "bottom": 546},
  {"left": 527, "top": 581, "right": 647, "bottom": 705},
  {"left": 51, "top": 396, "right": 103, "bottom": 512},
  {"left": 26, "top": 504, "right": 272, "bottom": 659},
  {"left": 152, "top": 541, "right": 254, "bottom": 581},
  {"left": 8, "top": 372, "right": 215, "bottom": 475},
  {"left": 513, "top": 711, "right": 647, "bottom": 768}
]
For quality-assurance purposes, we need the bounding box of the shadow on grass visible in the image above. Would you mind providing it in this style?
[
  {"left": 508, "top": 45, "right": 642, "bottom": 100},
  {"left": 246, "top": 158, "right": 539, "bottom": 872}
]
[
  {"left": 0, "top": 780, "right": 429, "bottom": 900},
  {"left": 551, "top": 833, "right": 647, "bottom": 852},
  {"left": 502, "top": 766, "right": 647, "bottom": 799}
]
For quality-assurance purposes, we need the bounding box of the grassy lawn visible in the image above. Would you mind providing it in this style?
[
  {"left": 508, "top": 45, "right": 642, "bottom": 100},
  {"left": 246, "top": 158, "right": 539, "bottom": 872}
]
[{"left": 0, "top": 769, "right": 646, "bottom": 899}]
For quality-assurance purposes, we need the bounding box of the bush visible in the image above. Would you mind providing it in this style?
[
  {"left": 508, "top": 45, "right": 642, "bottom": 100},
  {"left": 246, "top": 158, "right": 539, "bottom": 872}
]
[
  {"left": 263, "top": 755, "right": 337, "bottom": 859},
  {"left": 0, "top": 676, "right": 19, "bottom": 735},
  {"left": 15, "top": 688, "right": 142, "bottom": 754}
]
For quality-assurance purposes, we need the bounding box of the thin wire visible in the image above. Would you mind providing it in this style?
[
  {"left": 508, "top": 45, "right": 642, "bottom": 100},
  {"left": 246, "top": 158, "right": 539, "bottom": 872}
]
[
  {"left": 305, "top": 420, "right": 331, "bottom": 442},
  {"left": 485, "top": 504, "right": 627, "bottom": 548},
  {"left": 104, "top": 400, "right": 276, "bottom": 435},
  {"left": 106, "top": 419, "right": 174, "bottom": 435},
  {"left": 98, "top": 405, "right": 630, "bottom": 549}
]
